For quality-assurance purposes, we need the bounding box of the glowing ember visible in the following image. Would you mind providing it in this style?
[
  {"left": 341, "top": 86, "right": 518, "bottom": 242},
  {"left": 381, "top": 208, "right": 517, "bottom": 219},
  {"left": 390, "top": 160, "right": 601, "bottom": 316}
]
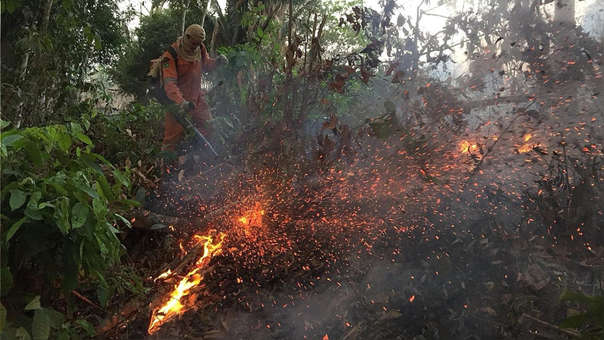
[
  {"left": 459, "top": 140, "right": 478, "bottom": 154},
  {"left": 148, "top": 232, "right": 226, "bottom": 334},
  {"left": 523, "top": 133, "right": 532, "bottom": 142},
  {"left": 236, "top": 202, "right": 265, "bottom": 233},
  {"left": 517, "top": 143, "right": 533, "bottom": 153},
  {"left": 517, "top": 134, "right": 536, "bottom": 153},
  {"left": 154, "top": 269, "right": 172, "bottom": 282}
]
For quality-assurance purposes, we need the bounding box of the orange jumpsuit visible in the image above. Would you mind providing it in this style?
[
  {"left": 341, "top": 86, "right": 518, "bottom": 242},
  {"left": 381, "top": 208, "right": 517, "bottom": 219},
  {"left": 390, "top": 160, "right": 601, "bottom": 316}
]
[{"left": 161, "top": 42, "right": 217, "bottom": 149}]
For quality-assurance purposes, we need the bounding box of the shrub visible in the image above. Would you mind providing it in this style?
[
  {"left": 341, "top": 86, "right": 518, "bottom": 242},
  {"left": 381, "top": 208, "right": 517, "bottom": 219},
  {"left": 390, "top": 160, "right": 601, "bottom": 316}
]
[{"left": 0, "top": 119, "right": 138, "bottom": 338}]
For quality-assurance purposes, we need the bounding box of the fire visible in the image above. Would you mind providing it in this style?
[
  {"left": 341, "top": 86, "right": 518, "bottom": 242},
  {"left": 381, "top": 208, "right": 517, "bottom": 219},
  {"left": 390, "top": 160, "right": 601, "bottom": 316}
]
[
  {"left": 148, "top": 231, "right": 226, "bottom": 334},
  {"left": 236, "top": 202, "right": 265, "bottom": 233},
  {"left": 523, "top": 133, "right": 532, "bottom": 142},
  {"left": 154, "top": 269, "right": 172, "bottom": 282},
  {"left": 517, "top": 133, "right": 535, "bottom": 153},
  {"left": 459, "top": 140, "right": 478, "bottom": 154},
  {"left": 517, "top": 143, "right": 533, "bottom": 153}
]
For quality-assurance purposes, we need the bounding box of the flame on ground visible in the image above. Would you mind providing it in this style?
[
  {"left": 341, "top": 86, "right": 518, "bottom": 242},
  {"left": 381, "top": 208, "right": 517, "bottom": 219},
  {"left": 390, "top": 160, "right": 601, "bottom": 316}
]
[
  {"left": 148, "top": 232, "right": 226, "bottom": 334},
  {"left": 518, "top": 133, "right": 535, "bottom": 153},
  {"left": 459, "top": 140, "right": 478, "bottom": 154}
]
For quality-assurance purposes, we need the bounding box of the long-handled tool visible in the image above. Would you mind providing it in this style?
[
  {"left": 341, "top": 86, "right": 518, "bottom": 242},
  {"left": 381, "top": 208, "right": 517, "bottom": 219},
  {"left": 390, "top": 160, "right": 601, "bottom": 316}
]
[{"left": 169, "top": 103, "right": 219, "bottom": 157}]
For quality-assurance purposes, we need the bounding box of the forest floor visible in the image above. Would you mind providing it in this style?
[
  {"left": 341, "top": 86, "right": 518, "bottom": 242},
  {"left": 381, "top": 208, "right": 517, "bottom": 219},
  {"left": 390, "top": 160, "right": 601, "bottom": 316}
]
[{"left": 96, "top": 143, "right": 603, "bottom": 340}]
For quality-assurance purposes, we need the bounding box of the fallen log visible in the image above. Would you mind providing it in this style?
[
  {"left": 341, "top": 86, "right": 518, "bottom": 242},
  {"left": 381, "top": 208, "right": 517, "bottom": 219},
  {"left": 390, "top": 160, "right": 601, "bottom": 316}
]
[{"left": 96, "top": 297, "right": 145, "bottom": 335}]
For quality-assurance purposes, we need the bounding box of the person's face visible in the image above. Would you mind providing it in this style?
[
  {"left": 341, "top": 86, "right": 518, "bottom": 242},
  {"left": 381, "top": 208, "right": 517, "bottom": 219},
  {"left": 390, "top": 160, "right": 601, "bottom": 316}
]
[{"left": 184, "top": 33, "right": 203, "bottom": 52}]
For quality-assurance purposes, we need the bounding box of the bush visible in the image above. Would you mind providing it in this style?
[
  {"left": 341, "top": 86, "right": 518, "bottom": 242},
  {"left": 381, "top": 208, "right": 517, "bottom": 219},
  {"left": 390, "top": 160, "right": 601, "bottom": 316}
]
[{"left": 0, "top": 119, "right": 139, "bottom": 338}]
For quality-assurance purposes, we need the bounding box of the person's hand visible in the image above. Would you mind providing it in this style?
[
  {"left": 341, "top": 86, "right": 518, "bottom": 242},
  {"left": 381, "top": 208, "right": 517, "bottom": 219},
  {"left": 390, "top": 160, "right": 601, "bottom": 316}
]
[
  {"left": 217, "top": 54, "right": 228, "bottom": 66},
  {"left": 180, "top": 100, "right": 195, "bottom": 112}
]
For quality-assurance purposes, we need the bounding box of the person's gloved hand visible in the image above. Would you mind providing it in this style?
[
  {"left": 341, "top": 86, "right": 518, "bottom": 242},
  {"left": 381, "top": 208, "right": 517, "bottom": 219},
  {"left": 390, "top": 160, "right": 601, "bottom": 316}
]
[
  {"left": 179, "top": 100, "right": 195, "bottom": 112},
  {"left": 217, "top": 54, "right": 228, "bottom": 66}
]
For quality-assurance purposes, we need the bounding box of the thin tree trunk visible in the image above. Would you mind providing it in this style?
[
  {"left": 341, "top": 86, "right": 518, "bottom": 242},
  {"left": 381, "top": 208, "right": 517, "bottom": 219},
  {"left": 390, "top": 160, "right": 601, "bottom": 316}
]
[
  {"left": 41, "top": 0, "right": 54, "bottom": 35},
  {"left": 181, "top": 0, "right": 192, "bottom": 36},
  {"left": 201, "top": 0, "right": 211, "bottom": 27},
  {"left": 554, "top": 0, "right": 575, "bottom": 26},
  {"left": 210, "top": 17, "right": 219, "bottom": 54}
]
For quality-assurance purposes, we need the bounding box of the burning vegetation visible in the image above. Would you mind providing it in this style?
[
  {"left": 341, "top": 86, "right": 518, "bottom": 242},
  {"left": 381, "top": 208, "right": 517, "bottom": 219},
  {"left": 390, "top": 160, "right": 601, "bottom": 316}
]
[{"left": 3, "top": 0, "right": 603, "bottom": 340}]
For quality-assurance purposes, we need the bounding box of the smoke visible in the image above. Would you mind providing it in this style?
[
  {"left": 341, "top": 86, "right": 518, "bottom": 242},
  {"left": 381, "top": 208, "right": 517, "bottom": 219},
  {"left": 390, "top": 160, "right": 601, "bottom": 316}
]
[{"left": 139, "top": 1, "right": 604, "bottom": 338}]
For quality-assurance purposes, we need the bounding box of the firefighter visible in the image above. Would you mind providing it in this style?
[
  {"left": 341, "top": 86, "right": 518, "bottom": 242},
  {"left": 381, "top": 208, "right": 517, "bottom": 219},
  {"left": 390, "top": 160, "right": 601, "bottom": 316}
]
[{"left": 161, "top": 24, "right": 227, "bottom": 155}]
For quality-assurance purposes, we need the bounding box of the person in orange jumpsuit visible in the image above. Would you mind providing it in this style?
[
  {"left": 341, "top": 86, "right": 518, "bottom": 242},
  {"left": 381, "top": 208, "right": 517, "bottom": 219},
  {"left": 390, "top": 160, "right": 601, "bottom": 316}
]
[{"left": 161, "top": 24, "right": 227, "bottom": 152}]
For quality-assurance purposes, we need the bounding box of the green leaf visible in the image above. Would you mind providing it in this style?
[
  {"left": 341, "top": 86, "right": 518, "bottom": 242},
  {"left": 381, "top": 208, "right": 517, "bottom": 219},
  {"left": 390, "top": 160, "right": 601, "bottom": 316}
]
[
  {"left": 38, "top": 202, "right": 55, "bottom": 209},
  {"left": 53, "top": 197, "right": 71, "bottom": 234},
  {"left": 71, "top": 175, "right": 98, "bottom": 199},
  {"left": 76, "top": 319, "right": 96, "bottom": 337},
  {"left": 6, "top": 216, "right": 28, "bottom": 242},
  {"left": 560, "top": 313, "right": 589, "bottom": 329},
  {"left": 82, "top": 118, "right": 91, "bottom": 131},
  {"left": 15, "top": 327, "right": 32, "bottom": 340},
  {"left": 1, "top": 133, "right": 23, "bottom": 148},
  {"left": 56, "top": 132, "right": 72, "bottom": 152},
  {"left": 25, "top": 296, "right": 41, "bottom": 310},
  {"left": 96, "top": 284, "right": 111, "bottom": 308},
  {"left": 25, "top": 191, "right": 43, "bottom": 220},
  {"left": 70, "top": 122, "right": 83, "bottom": 135},
  {"left": 32, "top": 309, "right": 50, "bottom": 340},
  {"left": 27, "top": 191, "right": 41, "bottom": 208},
  {"left": 95, "top": 179, "right": 110, "bottom": 201},
  {"left": 9, "top": 189, "right": 27, "bottom": 211},
  {"left": 45, "top": 173, "right": 68, "bottom": 195},
  {"left": 114, "top": 213, "right": 131, "bottom": 229},
  {"left": 0, "top": 120, "right": 10, "bottom": 130},
  {"left": 23, "top": 139, "right": 44, "bottom": 167},
  {"left": 75, "top": 132, "right": 92, "bottom": 146},
  {"left": 70, "top": 202, "right": 89, "bottom": 229},
  {"left": 92, "top": 197, "right": 107, "bottom": 220},
  {"left": 112, "top": 169, "right": 130, "bottom": 188}
]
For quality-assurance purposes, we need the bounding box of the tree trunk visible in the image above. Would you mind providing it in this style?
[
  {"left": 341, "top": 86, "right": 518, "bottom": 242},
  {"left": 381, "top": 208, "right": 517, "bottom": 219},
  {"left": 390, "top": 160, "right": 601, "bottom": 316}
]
[
  {"left": 554, "top": 0, "right": 575, "bottom": 26},
  {"left": 181, "top": 0, "right": 192, "bottom": 36},
  {"left": 201, "top": 0, "right": 211, "bottom": 27},
  {"left": 210, "top": 17, "right": 219, "bottom": 54},
  {"left": 41, "top": 0, "right": 54, "bottom": 35}
]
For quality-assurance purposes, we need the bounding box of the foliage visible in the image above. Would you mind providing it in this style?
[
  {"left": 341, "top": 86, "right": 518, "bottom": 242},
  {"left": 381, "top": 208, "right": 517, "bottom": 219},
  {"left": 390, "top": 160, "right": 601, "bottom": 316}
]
[
  {"left": 560, "top": 290, "right": 604, "bottom": 340},
  {"left": 89, "top": 103, "right": 164, "bottom": 166},
  {"left": 111, "top": 9, "right": 182, "bottom": 101},
  {"left": 1, "top": 0, "right": 130, "bottom": 126},
  {"left": 0, "top": 119, "right": 139, "bottom": 338},
  {"left": 0, "top": 297, "right": 96, "bottom": 340},
  {"left": 111, "top": 7, "right": 211, "bottom": 101},
  {"left": 527, "top": 151, "right": 602, "bottom": 247}
]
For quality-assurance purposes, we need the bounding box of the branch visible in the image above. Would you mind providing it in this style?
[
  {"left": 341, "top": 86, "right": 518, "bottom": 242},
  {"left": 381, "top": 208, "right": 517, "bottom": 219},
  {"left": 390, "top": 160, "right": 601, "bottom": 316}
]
[{"left": 520, "top": 313, "right": 582, "bottom": 338}]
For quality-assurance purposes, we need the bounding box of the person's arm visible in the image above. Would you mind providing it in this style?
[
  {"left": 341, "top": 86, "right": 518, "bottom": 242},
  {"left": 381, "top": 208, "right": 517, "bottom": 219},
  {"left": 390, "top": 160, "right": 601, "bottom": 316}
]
[
  {"left": 200, "top": 44, "right": 219, "bottom": 72},
  {"left": 162, "top": 52, "right": 185, "bottom": 104}
]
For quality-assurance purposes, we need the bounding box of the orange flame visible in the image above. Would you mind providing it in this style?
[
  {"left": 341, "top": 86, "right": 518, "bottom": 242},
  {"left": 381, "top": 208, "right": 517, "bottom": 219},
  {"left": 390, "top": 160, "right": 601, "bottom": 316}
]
[
  {"left": 148, "top": 232, "right": 226, "bottom": 334},
  {"left": 154, "top": 269, "right": 172, "bottom": 282},
  {"left": 517, "top": 144, "right": 533, "bottom": 153},
  {"left": 459, "top": 140, "right": 478, "bottom": 154},
  {"left": 523, "top": 133, "right": 532, "bottom": 142},
  {"left": 517, "top": 133, "right": 534, "bottom": 153}
]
